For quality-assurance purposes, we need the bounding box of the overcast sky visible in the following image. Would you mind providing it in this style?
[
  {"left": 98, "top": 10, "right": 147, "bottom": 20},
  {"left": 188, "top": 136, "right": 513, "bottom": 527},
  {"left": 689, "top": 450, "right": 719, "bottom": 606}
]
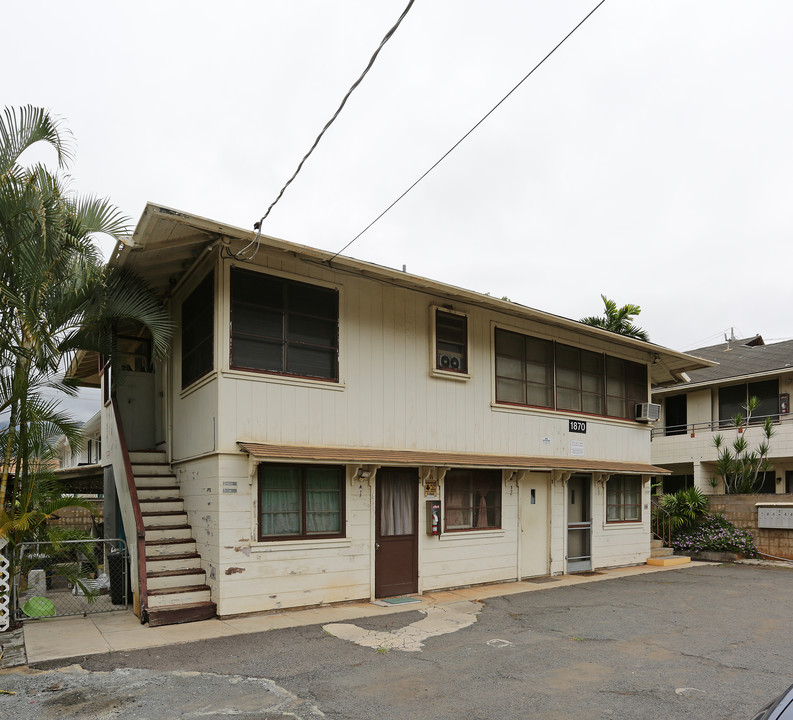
[{"left": 7, "top": 1, "right": 793, "bottom": 417}]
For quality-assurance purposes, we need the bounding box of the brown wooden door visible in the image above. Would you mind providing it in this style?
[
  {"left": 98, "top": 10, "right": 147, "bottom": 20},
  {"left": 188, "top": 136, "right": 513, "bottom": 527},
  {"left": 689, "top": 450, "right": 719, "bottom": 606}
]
[{"left": 375, "top": 468, "right": 418, "bottom": 598}]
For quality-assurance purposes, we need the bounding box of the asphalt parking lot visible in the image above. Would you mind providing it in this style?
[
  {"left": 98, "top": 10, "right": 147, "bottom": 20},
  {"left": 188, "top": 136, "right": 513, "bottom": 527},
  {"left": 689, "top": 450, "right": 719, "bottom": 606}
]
[{"left": 5, "top": 563, "right": 793, "bottom": 719}]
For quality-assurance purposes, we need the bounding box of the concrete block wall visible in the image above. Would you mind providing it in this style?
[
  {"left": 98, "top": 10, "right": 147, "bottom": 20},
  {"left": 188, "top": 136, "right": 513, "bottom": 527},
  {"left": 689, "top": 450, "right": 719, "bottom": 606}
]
[{"left": 708, "top": 494, "right": 793, "bottom": 560}]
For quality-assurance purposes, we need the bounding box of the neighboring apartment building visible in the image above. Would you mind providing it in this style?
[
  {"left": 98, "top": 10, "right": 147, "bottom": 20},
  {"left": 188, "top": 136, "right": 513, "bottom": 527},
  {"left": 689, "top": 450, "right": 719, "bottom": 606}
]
[
  {"left": 69, "top": 204, "right": 709, "bottom": 625},
  {"left": 53, "top": 412, "right": 102, "bottom": 469},
  {"left": 651, "top": 335, "right": 793, "bottom": 494}
]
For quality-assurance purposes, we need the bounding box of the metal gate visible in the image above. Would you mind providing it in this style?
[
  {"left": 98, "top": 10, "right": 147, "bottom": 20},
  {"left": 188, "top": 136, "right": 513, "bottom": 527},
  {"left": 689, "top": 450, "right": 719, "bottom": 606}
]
[{"left": 14, "top": 539, "right": 128, "bottom": 620}]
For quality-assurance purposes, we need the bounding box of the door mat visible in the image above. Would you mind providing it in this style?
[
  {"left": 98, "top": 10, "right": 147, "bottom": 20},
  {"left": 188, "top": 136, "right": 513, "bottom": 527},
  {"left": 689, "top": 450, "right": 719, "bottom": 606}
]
[
  {"left": 372, "top": 596, "right": 422, "bottom": 606},
  {"left": 525, "top": 577, "right": 561, "bottom": 584},
  {"left": 571, "top": 571, "right": 605, "bottom": 577}
]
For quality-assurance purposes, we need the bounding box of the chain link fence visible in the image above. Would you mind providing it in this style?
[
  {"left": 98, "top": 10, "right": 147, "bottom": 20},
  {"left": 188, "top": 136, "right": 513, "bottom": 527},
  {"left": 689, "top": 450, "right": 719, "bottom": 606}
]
[{"left": 14, "top": 539, "right": 128, "bottom": 620}]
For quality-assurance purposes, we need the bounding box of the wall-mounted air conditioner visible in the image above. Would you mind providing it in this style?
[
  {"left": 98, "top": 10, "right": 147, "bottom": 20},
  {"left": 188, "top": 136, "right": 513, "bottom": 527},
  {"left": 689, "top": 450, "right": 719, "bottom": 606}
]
[
  {"left": 438, "top": 352, "right": 464, "bottom": 371},
  {"left": 635, "top": 403, "right": 661, "bottom": 422}
]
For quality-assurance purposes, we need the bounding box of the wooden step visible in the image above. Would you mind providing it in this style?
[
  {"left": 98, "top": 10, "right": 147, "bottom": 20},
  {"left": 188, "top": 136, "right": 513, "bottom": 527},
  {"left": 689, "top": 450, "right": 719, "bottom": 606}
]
[
  {"left": 145, "top": 525, "right": 193, "bottom": 542},
  {"left": 146, "top": 552, "right": 202, "bottom": 572},
  {"left": 147, "top": 601, "right": 217, "bottom": 628},
  {"left": 145, "top": 538, "right": 197, "bottom": 555},
  {"left": 147, "top": 584, "right": 212, "bottom": 608},
  {"left": 135, "top": 475, "right": 178, "bottom": 487},
  {"left": 137, "top": 486, "right": 181, "bottom": 500},
  {"left": 129, "top": 451, "right": 167, "bottom": 464},
  {"left": 143, "top": 512, "right": 188, "bottom": 528},
  {"left": 147, "top": 568, "right": 206, "bottom": 590},
  {"left": 140, "top": 499, "right": 184, "bottom": 514},
  {"left": 131, "top": 465, "right": 176, "bottom": 477}
]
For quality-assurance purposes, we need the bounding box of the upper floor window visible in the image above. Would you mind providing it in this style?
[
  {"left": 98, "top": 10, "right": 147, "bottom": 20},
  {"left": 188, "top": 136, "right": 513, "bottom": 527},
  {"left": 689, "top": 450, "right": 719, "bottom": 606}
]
[
  {"left": 719, "top": 379, "right": 779, "bottom": 426},
  {"left": 181, "top": 271, "right": 214, "bottom": 389},
  {"left": 231, "top": 267, "right": 339, "bottom": 381},
  {"left": 556, "top": 344, "right": 605, "bottom": 415},
  {"left": 433, "top": 308, "right": 468, "bottom": 374},
  {"left": 494, "top": 327, "right": 647, "bottom": 421},
  {"left": 494, "top": 329, "right": 553, "bottom": 408},
  {"left": 664, "top": 394, "right": 687, "bottom": 435},
  {"left": 605, "top": 356, "right": 647, "bottom": 420}
]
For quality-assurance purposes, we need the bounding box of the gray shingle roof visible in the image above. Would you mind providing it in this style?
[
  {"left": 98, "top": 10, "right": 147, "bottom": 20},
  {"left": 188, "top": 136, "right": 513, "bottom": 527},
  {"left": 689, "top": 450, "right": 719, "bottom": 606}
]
[{"left": 673, "top": 335, "right": 793, "bottom": 386}]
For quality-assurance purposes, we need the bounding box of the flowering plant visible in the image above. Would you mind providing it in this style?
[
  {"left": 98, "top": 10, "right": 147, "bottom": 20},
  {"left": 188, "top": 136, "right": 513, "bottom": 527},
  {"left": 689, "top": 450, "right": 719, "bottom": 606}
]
[{"left": 671, "top": 513, "right": 758, "bottom": 557}]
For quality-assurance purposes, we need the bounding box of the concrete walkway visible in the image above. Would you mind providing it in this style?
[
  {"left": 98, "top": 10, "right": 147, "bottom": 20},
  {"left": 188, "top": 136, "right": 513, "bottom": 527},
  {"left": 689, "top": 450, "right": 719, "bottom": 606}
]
[{"left": 21, "top": 563, "right": 703, "bottom": 664}]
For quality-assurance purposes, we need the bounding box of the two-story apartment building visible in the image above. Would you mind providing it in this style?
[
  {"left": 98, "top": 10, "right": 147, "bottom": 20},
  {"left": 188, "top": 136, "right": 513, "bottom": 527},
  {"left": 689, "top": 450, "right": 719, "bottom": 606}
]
[
  {"left": 71, "top": 204, "right": 710, "bottom": 625},
  {"left": 651, "top": 335, "right": 793, "bottom": 494}
]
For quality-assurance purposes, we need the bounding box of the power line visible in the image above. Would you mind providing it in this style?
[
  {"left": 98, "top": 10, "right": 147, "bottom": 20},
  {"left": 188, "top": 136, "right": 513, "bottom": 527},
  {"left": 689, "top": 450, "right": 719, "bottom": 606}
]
[
  {"left": 329, "top": 0, "right": 608, "bottom": 263},
  {"left": 250, "top": 0, "right": 416, "bottom": 240}
]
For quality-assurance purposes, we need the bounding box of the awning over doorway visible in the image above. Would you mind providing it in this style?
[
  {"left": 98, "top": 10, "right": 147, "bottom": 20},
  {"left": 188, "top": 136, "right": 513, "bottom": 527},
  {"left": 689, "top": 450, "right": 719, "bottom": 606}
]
[{"left": 237, "top": 442, "right": 670, "bottom": 475}]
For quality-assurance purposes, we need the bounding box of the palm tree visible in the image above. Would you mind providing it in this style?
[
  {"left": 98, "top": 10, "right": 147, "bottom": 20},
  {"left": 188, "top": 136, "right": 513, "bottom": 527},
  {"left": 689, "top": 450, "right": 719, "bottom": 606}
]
[
  {"left": 0, "top": 105, "right": 171, "bottom": 514},
  {"left": 580, "top": 295, "right": 650, "bottom": 342}
]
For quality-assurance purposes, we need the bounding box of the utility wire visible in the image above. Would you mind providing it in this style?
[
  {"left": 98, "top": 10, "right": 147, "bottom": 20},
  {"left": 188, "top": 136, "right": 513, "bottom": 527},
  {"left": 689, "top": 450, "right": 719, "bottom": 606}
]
[
  {"left": 329, "top": 0, "right": 607, "bottom": 263},
  {"left": 250, "top": 0, "right": 416, "bottom": 238}
]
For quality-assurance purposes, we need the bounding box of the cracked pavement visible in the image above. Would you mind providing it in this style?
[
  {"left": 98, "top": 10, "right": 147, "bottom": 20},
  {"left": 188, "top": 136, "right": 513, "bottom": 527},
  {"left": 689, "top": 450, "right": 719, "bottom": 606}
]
[
  {"left": 4, "top": 563, "right": 793, "bottom": 719},
  {"left": 323, "top": 601, "right": 482, "bottom": 652}
]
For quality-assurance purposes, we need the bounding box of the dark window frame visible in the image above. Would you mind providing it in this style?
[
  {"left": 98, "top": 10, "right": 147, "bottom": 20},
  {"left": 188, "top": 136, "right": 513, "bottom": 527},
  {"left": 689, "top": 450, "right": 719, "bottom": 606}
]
[
  {"left": 434, "top": 308, "right": 469, "bottom": 374},
  {"left": 718, "top": 379, "right": 780, "bottom": 427},
  {"left": 494, "top": 328, "right": 647, "bottom": 421},
  {"left": 230, "top": 267, "right": 339, "bottom": 382},
  {"left": 181, "top": 271, "right": 215, "bottom": 389},
  {"left": 494, "top": 329, "right": 554, "bottom": 410},
  {"left": 257, "top": 464, "right": 346, "bottom": 541},
  {"left": 443, "top": 469, "right": 502, "bottom": 532},
  {"left": 606, "top": 475, "right": 642, "bottom": 523},
  {"left": 555, "top": 344, "right": 605, "bottom": 415},
  {"left": 664, "top": 394, "right": 688, "bottom": 436}
]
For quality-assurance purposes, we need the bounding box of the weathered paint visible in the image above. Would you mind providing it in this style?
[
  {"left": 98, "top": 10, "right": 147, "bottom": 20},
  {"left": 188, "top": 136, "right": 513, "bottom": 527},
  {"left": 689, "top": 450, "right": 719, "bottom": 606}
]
[{"left": 159, "top": 248, "right": 659, "bottom": 617}]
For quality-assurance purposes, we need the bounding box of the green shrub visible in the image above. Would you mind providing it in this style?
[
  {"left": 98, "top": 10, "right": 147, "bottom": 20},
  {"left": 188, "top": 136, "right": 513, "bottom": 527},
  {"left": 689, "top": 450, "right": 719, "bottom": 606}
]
[
  {"left": 671, "top": 513, "right": 758, "bottom": 557},
  {"left": 659, "top": 487, "right": 709, "bottom": 531}
]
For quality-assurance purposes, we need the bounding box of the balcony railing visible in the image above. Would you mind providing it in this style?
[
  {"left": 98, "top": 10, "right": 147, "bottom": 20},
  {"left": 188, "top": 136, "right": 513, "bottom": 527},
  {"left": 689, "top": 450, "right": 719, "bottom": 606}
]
[{"left": 651, "top": 412, "right": 792, "bottom": 439}]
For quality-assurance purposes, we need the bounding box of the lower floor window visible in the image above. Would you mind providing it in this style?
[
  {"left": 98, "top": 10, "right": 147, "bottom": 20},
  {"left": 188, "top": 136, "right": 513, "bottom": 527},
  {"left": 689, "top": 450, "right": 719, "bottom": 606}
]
[
  {"left": 606, "top": 475, "right": 642, "bottom": 522},
  {"left": 258, "top": 464, "right": 344, "bottom": 540},
  {"left": 444, "top": 469, "right": 502, "bottom": 531}
]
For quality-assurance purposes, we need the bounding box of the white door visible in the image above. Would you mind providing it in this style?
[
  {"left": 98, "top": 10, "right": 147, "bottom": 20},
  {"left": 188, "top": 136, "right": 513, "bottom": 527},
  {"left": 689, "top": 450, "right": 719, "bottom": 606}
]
[{"left": 520, "top": 472, "right": 550, "bottom": 578}]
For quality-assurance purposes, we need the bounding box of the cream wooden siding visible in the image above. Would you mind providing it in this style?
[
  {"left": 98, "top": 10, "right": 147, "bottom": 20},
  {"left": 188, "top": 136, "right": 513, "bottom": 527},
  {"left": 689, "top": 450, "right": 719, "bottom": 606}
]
[
  {"left": 165, "top": 251, "right": 657, "bottom": 616},
  {"left": 201, "top": 455, "right": 372, "bottom": 616},
  {"left": 173, "top": 379, "right": 218, "bottom": 460},
  {"left": 197, "top": 254, "right": 653, "bottom": 462},
  {"left": 591, "top": 478, "right": 652, "bottom": 569},
  {"left": 174, "top": 455, "right": 223, "bottom": 591},
  {"left": 420, "top": 470, "right": 519, "bottom": 592}
]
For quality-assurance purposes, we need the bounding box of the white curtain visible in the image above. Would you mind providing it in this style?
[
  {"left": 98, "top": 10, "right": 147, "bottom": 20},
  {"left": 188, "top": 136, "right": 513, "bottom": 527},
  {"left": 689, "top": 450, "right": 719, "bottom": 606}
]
[{"left": 380, "top": 474, "right": 414, "bottom": 536}]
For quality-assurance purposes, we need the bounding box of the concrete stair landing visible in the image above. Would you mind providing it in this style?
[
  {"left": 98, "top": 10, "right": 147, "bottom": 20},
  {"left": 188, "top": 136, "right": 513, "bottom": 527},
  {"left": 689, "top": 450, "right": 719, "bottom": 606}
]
[
  {"left": 130, "top": 451, "right": 217, "bottom": 627},
  {"left": 647, "top": 538, "right": 691, "bottom": 567}
]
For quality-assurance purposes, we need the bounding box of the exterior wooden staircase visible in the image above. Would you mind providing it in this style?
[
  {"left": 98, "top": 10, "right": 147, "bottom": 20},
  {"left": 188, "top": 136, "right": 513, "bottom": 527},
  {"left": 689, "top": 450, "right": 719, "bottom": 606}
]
[{"left": 131, "top": 451, "right": 216, "bottom": 627}]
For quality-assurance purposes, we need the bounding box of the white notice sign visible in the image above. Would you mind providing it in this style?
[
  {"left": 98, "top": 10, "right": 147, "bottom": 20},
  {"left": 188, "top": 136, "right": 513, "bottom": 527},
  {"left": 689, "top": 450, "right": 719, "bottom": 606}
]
[{"left": 571, "top": 440, "right": 584, "bottom": 456}]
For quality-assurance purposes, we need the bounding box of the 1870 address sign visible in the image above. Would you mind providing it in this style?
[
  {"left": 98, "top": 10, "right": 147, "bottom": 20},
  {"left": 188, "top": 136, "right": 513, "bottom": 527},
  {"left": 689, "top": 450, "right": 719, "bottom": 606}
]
[{"left": 569, "top": 419, "right": 587, "bottom": 434}]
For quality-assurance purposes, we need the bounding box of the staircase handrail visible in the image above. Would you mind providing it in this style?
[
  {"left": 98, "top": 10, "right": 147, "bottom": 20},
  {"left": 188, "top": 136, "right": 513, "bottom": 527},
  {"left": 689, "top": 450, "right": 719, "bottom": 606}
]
[
  {"left": 650, "top": 496, "right": 672, "bottom": 547},
  {"left": 111, "top": 394, "right": 148, "bottom": 621}
]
